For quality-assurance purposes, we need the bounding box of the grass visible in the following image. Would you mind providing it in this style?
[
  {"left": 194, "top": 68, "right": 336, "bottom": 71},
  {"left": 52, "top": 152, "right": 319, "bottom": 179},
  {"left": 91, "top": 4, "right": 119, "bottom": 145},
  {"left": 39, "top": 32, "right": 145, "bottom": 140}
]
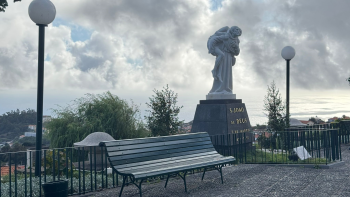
[{"left": 229, "top": 146, "right": 331, "bottom": 165}]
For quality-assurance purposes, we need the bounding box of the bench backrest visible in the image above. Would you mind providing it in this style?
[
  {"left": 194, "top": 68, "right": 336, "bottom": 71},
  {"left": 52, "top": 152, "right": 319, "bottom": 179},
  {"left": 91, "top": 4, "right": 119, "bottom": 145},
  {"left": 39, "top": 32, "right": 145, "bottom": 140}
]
[{"left": 99, "top": 132, "right": 215, "bottom": 172}]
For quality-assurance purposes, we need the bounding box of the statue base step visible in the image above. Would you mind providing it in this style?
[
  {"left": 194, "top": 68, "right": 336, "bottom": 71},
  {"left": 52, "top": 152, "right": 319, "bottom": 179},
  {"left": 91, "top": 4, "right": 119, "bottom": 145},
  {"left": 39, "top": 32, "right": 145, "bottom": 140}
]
[{"left": 206, "top": 93, "right": 236, "bottom": 100}]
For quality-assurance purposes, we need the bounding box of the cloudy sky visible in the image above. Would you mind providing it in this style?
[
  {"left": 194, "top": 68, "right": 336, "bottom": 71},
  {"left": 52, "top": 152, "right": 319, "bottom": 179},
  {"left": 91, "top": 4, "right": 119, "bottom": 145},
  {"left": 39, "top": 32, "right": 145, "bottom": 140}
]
[{"left": 0, "top": 0, "right": 349, "bottom": 125}]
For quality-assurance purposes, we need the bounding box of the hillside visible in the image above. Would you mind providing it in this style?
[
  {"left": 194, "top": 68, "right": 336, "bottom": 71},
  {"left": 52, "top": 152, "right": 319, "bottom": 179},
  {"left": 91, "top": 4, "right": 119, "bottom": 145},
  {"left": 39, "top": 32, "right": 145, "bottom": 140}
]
[{"left": 0, "top": 109, "right": 36, "bottom": 142}]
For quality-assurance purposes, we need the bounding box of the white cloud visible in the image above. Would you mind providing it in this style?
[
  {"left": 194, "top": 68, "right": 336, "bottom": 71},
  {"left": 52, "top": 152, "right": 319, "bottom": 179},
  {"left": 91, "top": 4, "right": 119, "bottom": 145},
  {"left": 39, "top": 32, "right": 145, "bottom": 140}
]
[{"left": 1, "top": 0, "right": 350, "bottom": 125}]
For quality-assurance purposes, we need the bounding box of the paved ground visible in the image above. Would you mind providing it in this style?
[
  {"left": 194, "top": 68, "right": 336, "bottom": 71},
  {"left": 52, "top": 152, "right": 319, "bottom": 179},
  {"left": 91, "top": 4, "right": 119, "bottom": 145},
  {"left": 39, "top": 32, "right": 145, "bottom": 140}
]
[{"left": 80, "top": 146, "right": 350, "bottom": 197}]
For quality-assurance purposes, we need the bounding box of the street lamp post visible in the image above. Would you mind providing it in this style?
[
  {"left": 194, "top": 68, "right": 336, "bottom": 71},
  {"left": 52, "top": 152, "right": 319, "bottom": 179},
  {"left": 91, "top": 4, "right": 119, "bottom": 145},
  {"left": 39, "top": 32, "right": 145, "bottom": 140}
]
[
  {"left": 281, "top": 46, "right": 295, "bottom": 128},
  {"left": 28, "top": 0, "right": 56, "bottom": 176}
]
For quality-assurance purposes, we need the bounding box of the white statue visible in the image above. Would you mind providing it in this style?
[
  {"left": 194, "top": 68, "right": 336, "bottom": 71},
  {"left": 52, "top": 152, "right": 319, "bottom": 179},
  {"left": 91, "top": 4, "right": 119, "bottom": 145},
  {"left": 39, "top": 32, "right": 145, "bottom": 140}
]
[{"left": 206, "top": 26, "right": 241, "bottom": 99}]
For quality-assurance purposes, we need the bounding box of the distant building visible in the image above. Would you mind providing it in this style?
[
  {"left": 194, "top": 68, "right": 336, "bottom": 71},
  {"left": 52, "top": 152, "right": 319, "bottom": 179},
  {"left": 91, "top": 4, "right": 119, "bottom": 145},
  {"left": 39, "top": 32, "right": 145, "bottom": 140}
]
[
  {"left": 328, "top": 116, "right": 350, "bottom": 123},
  {"left": 328, "top": 117, "right": 338, "bottom": 123},
  {"left": 43, "top": 115, "right": 52, "bottom": 123},
  {"left": 254, "top": 129, "right": 270, "bottom": 140},
  {"left": 1, "top": 165, "right": 25, "bottom": 176},
  {"left": 19, "top": 135, "right": 25, "bottom": 139},
  {"left": 27, "top": 124, "right": 47, "bottom": 133},
  {"left": 28, "top": 125, "right": 36, "bottom": 131},
  {"left": 300, "top": 120, "right": 314, "bottom": 126},
  {"left": 181, "top": 120, "right": 193, "bottom": 133},
  {"left": 24, "top": 132, "right": 36, "bottom": 137},
  {"left": 289, "top": 118, "right": 306, "bottom": 127}
]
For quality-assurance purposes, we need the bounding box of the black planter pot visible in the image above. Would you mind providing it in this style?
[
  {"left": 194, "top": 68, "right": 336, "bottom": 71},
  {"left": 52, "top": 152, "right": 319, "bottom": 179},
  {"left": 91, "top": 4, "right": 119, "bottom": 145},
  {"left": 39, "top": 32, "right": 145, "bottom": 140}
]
[{"left": 42, "top": 180, "right": 68, "bottom": 197}]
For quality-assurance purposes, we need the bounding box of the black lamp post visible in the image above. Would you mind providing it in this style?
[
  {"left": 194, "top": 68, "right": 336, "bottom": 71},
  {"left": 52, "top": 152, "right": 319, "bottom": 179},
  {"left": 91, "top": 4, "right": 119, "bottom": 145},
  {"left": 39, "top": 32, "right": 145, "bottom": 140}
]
[
  {"left": 28, "top": 0, "right": 56, "bottom": 176},
  {"left": 281, "top": 46, "right": 295, "bottom": 128}
]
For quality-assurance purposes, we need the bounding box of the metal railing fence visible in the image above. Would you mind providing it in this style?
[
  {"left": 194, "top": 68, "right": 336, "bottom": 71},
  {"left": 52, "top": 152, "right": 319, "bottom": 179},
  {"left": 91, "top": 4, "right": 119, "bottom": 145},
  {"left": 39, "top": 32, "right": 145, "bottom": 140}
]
[
  {"left": 0, "top": 146, "right": 121, "bottom": 197},
  {"left": 0, "top": 121, "right": 349, "bottom": 196},
  {"left": 210, "top": 128, "right": 342, "bottom": 165}
]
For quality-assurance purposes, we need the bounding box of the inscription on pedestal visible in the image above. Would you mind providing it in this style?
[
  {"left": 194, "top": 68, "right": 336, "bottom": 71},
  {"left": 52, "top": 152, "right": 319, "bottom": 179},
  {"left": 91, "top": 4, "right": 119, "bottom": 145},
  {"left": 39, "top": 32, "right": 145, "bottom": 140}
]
[
  {"left": 191, "top": 100, "right": 252, "bottom": 144},
  {"left": 226, "top": 103, "right": 252, "bottom": 143}
]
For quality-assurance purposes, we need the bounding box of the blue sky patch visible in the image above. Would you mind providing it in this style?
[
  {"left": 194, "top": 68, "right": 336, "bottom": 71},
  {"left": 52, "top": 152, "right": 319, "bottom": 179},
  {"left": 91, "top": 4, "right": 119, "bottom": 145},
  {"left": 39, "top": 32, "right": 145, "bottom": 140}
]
[
  {"left": 210, "top": 0, "right": 224, "bottom": 11},
  {"left": 45, "top": 55, "right": 51, "bottom": 61},
  {"left": 127, "top": 58, "right": 143, "bottom": 68},
  {"left": 52, "top": 18, "right": 93, "bottom": 42}
]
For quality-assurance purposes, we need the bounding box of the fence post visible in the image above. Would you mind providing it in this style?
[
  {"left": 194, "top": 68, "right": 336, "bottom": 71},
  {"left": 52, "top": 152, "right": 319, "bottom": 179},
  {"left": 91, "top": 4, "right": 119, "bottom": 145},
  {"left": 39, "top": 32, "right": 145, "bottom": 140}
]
[
  {"left": 53, "top": 149, "right": 56, "bottom": 181},
  {"left": 9, "top": 153, "right": 11, "bottom": 197},
  {"left": 78, "top": 147, "right": 81, "bottom": 194},
  {"left": 15, "top": 153, "right": 17, "bottom": 197},
  {"left": 71, "top": 148, "right": 73, "bottom": 195},
  {"left": 90, "top": 146, "right": 93, "bottom": 192}
]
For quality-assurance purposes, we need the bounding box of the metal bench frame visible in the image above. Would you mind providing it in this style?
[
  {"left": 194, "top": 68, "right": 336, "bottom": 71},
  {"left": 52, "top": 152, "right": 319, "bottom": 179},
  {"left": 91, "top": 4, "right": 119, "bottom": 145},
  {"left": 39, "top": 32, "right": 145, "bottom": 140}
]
[{"left": 100, "top": 132, "right": 235, "bottom": 197}]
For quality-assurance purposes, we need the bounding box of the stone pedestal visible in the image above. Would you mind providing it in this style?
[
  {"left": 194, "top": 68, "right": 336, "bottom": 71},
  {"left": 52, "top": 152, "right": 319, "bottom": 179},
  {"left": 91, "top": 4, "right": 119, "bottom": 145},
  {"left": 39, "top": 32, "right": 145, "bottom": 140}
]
[
  {"left": 191, "top": 99, "right": 252, "bottom": 143},
  {"left": 206, "top": 94, "right": 236, "bottom": 100}
]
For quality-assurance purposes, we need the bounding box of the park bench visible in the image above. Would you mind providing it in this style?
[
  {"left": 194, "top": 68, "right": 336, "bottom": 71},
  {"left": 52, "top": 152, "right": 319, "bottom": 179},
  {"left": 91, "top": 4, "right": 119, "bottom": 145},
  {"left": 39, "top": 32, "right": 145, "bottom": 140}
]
[{"left": 99, "top": 132, "right": 235, "bottom": 197}]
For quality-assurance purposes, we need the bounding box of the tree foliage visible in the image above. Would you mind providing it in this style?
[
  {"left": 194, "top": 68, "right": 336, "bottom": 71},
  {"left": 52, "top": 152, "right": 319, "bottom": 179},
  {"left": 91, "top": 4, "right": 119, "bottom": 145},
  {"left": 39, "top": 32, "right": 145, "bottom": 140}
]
[
  {"left": 252, "top": 124, "right": 267, "bottom": 130},
  {"left": 0, "top": 0, "right": 8, "bottom": 12},
  {"left": 332, "top": 115, "right": 349, "bottom": 123},
  {"left": 0, "top": 142, "right": 27, "bottom": 164},
  {"left": 257, "top": 135, "right": 271, "bottom": 149},
  {"left": 17, "top": 136, "right": 50, "bottom": 147},
  {"left": 0, "top": 0, "right": 20, "bottom": 12},
  {"left": 46, "top": 91, "right": 149, "bottom": 148},
  {"left": 263, "top": 81, "right": 286, "bottom": 131},
  {"left": 145, "top": 85, "right": 183, "bottom": 136},
  {"left": 0, "top": 109, "right": 37, "bottom": 142},
  {"left": 309, "top": 116, "right": 324, "bottom": 124}
]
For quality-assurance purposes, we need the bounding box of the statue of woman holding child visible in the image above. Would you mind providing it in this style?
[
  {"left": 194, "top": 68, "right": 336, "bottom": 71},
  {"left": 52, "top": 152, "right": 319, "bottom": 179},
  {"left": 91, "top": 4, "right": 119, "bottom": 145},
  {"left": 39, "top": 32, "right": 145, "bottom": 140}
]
[{"left": 207, "top": 26, "right": 242, "bottom": 98}]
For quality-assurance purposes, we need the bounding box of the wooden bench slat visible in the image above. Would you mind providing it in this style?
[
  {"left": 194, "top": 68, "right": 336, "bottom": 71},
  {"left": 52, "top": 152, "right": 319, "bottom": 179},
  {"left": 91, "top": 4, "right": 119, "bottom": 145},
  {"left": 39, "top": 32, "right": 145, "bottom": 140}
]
[
  {"left": 106, "top": 136, "right": 211, "bottom": 152},
  {"left": 113, "top": 151, "right": 219, "bottom": 169},
  {"left": 109, "top": 148, "right": 216, "bottom": 166},
  {"left": 107, "top": 144, "right": 214, "bottom": 161},
  {"left": 101, "top": 132, "right": 209, "bottom": 147},
  {"left": 106, "top": 140, "right": 212, "bottom": 156},
  {"left": 118, "top": 152, "right": 221, "bottom": 171},
  {"left": 133, "top": 158, "right": 235, "bottom": 179},
  {"left": 119, "top": 153, "right": 225, "bottom": 173},
  {"left": 129, "top": 156, "right": 231, "bottom": 176}
]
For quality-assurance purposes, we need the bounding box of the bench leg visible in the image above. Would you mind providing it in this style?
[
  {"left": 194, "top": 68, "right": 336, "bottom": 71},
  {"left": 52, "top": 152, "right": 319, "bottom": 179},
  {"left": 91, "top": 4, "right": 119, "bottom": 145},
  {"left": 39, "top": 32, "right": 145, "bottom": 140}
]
[
  {"left": 164, "top": 174, "right": 170, "bottom": 188},
  {"left": 129, "top": 177, "right": 144, "bottom": 197},
  {"left": 119, "top": 176, "right": 127, "bottom": 197},
  {"left": 218, "top": 165, "right": 223, "bottom": 184},
  {"left": 201, "top": 168, "right": 206, "bottom": 181},
  {"left": 178, "top": 171, "right": 188, "bottom": 192},
  {"left": 213, "top": 165, "right": 224, "bottom": 184},
  {"left": 137, "top": 179, "right": 144, "bottom": 197}
]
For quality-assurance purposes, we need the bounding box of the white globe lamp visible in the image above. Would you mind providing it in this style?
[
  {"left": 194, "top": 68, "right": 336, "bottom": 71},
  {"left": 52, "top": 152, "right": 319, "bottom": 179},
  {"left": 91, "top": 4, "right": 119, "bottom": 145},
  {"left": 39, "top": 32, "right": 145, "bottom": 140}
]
[
  {"left": 281, "top": 46, "right": 295, "bottom": 60},
  {"left": 28, "top": 0, "right": 56, "bottom": 25}
]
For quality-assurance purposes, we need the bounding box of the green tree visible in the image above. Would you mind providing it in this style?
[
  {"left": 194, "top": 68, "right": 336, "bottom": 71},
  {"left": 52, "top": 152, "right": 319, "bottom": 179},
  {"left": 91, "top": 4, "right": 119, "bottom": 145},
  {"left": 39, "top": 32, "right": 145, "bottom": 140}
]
[
  {"left": 0, "top": 0, "right": 21, "bottom": 12},
  {"left": 0, "top": 0, "right": 8, "bottom": 12},
  {"left": 17, "top": 136, "right": 50, "bottom": 147},
  {"left": 145, "top": 85, "right": 183, "bottom": 136},
  {"left": 309, "top": 116, "right": 324, "bottom": 124},
  {"left": 334, "top": 115, "right": 349, "bottom": 123},
  {"left": 252, "top": 124, "right": 267, "bottom": 130},
  {"left": 257, "top": 135, "right": 270, "bottom": 149},
  {"left": 263, "top": 81, "right": 286, "bottom": 131},
  {"left": 46, "top": 91, "right": 149, "bottom": 148},
  {"left": 0, "top": 142, "right": 26, "bottom": 164}
]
